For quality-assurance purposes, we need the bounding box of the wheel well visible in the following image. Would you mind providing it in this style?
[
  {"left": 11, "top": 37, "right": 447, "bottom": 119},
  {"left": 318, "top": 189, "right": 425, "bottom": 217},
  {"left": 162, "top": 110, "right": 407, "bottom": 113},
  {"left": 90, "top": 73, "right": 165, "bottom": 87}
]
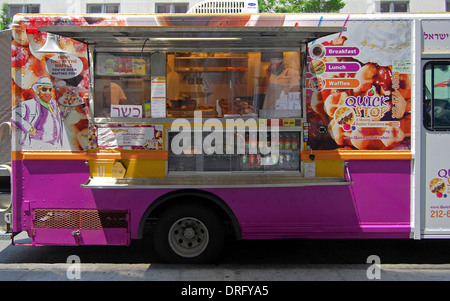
[{"left": 138, "top": 189, "right": 241, "bottom": 240}]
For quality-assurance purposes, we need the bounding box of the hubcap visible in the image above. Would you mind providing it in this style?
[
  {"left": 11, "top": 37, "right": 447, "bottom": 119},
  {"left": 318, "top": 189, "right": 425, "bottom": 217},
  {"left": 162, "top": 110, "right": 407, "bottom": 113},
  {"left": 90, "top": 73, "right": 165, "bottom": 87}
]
[{"left": 168, "top": 217, "right": 209, "bottom": 258}]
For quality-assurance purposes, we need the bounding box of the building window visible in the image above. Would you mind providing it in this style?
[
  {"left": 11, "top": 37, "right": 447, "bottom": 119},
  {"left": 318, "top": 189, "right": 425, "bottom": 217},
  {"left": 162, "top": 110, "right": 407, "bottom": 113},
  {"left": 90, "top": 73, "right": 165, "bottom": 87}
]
[
  {"left": 87, "top": 4, "right": 120, "bottom": 13},
  {"left": 8, "top": 4, "right": 40, "bottom": 18},
  {"left": 447, "top": 0, "right": 450, "bottom": 12},
  {"left": 377, "top": 1, "right": 409, "bottom": 12},
  {"left": 155, "top": 3, "right": 189, "bottom": 13}
]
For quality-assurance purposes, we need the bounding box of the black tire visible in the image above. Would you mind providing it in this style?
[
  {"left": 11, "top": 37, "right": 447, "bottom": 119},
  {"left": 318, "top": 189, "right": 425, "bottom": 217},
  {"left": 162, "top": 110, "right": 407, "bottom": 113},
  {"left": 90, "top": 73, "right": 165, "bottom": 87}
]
[{"left": 153, "top": 203, "right": 225, "bottom": 263}]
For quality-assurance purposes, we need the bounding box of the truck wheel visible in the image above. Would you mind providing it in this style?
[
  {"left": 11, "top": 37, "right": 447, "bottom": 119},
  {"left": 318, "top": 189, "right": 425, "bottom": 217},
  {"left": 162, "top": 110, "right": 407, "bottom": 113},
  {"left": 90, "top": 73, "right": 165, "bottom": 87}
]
[{"left": 153, "top": 203, "right": 225, "bottom": 263}]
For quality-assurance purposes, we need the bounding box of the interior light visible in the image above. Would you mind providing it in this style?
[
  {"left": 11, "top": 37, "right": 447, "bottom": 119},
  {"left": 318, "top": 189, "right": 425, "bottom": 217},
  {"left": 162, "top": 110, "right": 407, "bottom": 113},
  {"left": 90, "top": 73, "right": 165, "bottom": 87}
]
[{"left": 150, "top": 37, "right": 242, "bottom": 41}]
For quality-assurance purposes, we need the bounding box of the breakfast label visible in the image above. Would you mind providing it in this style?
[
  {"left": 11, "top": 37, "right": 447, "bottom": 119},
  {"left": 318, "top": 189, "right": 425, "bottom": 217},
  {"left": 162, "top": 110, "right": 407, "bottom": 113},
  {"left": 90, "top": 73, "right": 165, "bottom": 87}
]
[{"left": 325, "top": 46, "right": 359, "bottom": 56}]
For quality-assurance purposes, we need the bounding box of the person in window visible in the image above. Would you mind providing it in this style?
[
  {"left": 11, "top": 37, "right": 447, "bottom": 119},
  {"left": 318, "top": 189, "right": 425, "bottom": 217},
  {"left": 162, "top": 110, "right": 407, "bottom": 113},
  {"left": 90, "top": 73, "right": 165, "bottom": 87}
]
[
  {"left": 103, "top": 79, "right": 127, "bottom": 106},
  {"left": 11, "top": 76, "right": 64, "bottom": 147},
  {"left": 262, "top": 55, "right": 300, "bottom": 110},
  {"left": 99, "top": 77, "right": 127, "bottom": 116}
]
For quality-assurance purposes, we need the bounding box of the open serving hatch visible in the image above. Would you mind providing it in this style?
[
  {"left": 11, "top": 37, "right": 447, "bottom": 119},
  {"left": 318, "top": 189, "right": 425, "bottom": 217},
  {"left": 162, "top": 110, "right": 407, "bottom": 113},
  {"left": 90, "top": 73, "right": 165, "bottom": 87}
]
[{"left": 38, "top": 25, "right": 345, "bottom": 52}]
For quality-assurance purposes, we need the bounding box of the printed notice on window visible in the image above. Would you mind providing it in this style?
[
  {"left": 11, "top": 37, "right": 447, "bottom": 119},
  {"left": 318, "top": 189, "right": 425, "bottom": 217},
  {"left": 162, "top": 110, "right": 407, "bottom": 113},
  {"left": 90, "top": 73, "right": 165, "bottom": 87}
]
[
  {"left": 97, "top": 124, "right": 164, "bottom": 150},
  {"left": 151, "top": 76, "right": 166, "bottom": 118},
  {"left": 393, "top": 60, "right": 411, "bottom": 74}
]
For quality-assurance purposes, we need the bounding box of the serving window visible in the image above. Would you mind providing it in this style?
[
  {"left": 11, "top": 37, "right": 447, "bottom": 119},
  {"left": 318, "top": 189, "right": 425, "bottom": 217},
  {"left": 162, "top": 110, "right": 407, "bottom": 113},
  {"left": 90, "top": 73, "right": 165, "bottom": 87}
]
[
  {"left": 424, "top": 61, "right": 450, "bottom": 130},
  {"left": 93, "top": 52, "right": 151, "bottom": 118},
  {"left": 92, "top": 51, "right": 302, "bottom": 120},
  {"left": 166, "top": 51, "right": 302, "bottom": 119}
]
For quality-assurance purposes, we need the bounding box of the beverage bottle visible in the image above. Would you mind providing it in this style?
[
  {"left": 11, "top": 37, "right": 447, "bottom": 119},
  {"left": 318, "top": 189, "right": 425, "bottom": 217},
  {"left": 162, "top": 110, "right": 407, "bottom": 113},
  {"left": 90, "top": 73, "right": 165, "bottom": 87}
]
[
  {"left": 279, "top": 154, "right": 285, "bottom": 167},
  {"left": 249, "top": 154, "right": 256, "bottom": 166},
  {"left": 241, "top": 154, "right": 248, "bottom": 168},
  {"left": 285, "top": 134, "right": 291, "bottom": 150},
  {"left": 279, "top": 134, "right": 285, "bottom": 150},
  {"left": 291, "top": 134, "right": 298, "bottom": 150}
]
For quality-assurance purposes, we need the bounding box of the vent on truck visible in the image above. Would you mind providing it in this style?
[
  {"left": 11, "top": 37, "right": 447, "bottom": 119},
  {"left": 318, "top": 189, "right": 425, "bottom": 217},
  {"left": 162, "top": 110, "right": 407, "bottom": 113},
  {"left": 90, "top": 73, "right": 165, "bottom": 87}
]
[
  {"left": 187, "top": 0, "right": 258, "bottom": 13},
  {"left": 33, "top": 209, "right": 128, "bottom": 229}
]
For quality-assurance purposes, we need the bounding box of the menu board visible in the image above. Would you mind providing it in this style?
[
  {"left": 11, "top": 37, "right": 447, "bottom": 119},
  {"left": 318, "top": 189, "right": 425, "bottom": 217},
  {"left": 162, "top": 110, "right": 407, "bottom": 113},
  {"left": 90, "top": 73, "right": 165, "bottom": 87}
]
[{"left": 96, "top": 53, "right": 149, "bottom": 76}]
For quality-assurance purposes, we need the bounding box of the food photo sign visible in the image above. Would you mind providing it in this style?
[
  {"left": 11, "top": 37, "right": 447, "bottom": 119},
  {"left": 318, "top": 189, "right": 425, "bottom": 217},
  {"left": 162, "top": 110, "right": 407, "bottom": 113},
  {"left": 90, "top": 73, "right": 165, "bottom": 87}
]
[{"left": 305, "top": 20, "right": 412, "bottom": 151}]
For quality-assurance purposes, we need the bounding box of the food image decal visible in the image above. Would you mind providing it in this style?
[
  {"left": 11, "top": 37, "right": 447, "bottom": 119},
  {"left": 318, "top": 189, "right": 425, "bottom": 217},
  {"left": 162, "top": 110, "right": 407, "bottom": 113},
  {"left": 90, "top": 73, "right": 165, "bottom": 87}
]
[
  {"left": 10, "top": 15, "right": 126, "bottom": 151},
  {"left": 430, "top": 178, "right": 447, "bottom": 198},
  {"left": 334, "top": 107, "right": 355, "bottom": 131},
  {"left": 306, "top": 20, "right": 411, "bottom": 151}
]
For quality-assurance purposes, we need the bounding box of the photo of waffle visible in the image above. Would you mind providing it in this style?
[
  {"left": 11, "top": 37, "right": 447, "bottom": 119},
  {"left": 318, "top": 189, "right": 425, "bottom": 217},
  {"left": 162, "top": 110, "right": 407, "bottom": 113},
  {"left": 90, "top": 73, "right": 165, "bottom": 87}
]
[
  {"left": 309, "top": 76, "right": 326, "bottom": 92},
  {"left": 58, "top": 90, "right": 84, "bottom": 107},
  {"left": 334, "top": 107, "right": 355, "bottom": 128},
  {"left": 430, "top": 178, "right": 446, "bottom": 195}
]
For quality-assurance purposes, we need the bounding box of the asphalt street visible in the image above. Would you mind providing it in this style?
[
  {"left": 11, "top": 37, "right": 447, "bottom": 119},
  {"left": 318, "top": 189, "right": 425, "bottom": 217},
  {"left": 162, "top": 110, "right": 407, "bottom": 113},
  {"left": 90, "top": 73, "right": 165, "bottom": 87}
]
[{"left": 2, "top": 231, "right": 450, "bottom": 283}]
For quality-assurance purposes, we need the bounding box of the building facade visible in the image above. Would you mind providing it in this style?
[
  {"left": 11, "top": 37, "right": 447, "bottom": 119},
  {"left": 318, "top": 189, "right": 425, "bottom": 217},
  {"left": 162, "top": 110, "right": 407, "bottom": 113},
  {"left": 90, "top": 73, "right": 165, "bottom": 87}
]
[
  {"left": 4, "top": 0, "right": 450, "bottom": 18},
  {"left": 5, "top": 0, "right": 203, "bottom": 15},
  {"left": 341, "top": 0, "right": 449, "bottom": 13}
]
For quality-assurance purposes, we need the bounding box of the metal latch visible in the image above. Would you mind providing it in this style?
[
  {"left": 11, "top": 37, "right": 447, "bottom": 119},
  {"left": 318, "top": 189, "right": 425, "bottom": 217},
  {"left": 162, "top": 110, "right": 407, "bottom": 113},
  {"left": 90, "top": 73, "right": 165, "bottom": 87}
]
[
  {"left": 344, "top": 162, "right": 353, "bottom": 183},
  {"left": 71, "top": 230, "right": 81, "bottom": 237},
  {"left": 4, "top": 212, "right": 11, "bottom": 224}
]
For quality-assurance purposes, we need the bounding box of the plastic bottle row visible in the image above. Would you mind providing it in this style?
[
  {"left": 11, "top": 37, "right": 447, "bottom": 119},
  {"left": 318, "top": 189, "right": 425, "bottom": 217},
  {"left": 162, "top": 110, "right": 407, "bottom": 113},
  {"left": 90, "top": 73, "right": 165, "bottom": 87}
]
[
  {"left": 244, "top": 133, "right": 299, "bottom": 152},
  {"left": 240, "top": 153, "right": 299, "bottom": 169}
]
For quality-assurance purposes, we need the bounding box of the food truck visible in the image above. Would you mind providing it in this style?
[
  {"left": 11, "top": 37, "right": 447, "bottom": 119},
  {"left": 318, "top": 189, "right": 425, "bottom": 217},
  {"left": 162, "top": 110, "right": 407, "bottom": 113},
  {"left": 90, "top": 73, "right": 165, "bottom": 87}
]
[{"left": 4, "top": 12, "right": 450, "bottom": 262}]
